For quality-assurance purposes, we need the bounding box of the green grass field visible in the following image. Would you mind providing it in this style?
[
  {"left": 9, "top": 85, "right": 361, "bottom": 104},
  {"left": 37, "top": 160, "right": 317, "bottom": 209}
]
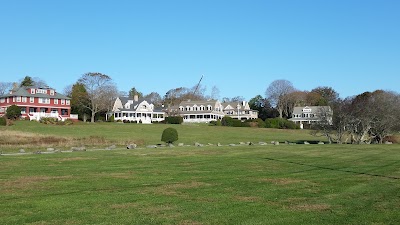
[{"left": 1, "top": 122, "right": 399, "bottom": 224}]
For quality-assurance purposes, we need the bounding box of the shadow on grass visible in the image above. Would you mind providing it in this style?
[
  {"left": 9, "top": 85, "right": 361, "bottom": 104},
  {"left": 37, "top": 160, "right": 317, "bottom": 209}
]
[{"left": 264, "top": 157, "right": 400, "bottom": 180}]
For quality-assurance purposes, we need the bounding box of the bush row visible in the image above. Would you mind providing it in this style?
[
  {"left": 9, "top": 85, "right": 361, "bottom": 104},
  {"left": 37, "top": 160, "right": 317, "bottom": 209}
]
[
  {"left": 210, "top": 117, "right": 299, "bottom": 129},
  {"left": 39, "top": 118, "right": 74, "bottom": 125}
]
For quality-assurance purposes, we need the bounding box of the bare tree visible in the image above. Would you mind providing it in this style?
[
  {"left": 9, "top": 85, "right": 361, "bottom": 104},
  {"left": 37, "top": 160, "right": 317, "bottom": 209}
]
[
  {"left": 144, "top": 92, "right": 162, "bottom": 106},
  {"left": 0, "top": 82, "right": 14, "bottom": 95},
  {"left": 265, "top": 79, "right": 296, "bottom": 118},
  {"left": 210, "top": 86, "right": 220, "bottom": 100},
  {"left": 78, "top": 72, "right": 118, "bottom": 122}
]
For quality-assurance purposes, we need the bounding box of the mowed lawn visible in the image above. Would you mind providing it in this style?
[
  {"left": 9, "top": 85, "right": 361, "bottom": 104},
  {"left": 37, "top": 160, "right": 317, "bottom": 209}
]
[
  {"left": 1, "top": 121, "right": 326, "bottom": 152},
  {"left": 1, "top": 121, "right": 400, "bottom": 224}
]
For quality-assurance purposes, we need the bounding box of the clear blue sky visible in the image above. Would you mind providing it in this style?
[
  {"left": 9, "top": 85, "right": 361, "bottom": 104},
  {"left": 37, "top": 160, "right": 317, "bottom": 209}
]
[{"left": 1, "top": 0, "right": 399, "bottom": 100}]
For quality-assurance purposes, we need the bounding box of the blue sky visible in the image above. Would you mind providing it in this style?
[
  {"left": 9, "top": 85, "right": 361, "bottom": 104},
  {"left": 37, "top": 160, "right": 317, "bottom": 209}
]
[{"left": 0, "top": 0, "right": 399, "bottom": 100}]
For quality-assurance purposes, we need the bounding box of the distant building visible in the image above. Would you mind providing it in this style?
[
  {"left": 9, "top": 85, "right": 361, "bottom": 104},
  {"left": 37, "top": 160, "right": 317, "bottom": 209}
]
[
  {"left": 221, "top": 101, "right": 258, "bottom": 120},
  {"left": 169, "top": 99, "right": 258, "bottom": 123},
  {"left": 288, "top": 106, "right": 332, "bottom": 129},
  {"left": 111, "top": 95, "right": 165, "bottom": 124},
  {"left": 175, "top": 100, "right": 226, "bottom": 123},
  {"left": 0, "top": 86, "right": 77, "bottom": 121}
]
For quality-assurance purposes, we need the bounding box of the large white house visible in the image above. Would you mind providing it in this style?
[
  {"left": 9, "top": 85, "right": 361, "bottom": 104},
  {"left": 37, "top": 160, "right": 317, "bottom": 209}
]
[
  {"left": 289, "top": 106, "right": 332, "bottom": 129},
  {"left": 167, "top": 99, "right": 258, "bottom": 123},
  {"left": 221, "top": 101, "right": 258, "bottom": 120},
  {"left": 172, "top": 100, "right": 226, "bottom": 123},
  {"left": 112, "top": 95, "right": 165, "bottom": 124}
]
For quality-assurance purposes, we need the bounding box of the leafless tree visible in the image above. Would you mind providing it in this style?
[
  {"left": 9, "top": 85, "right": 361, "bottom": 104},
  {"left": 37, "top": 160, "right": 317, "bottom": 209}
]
[
  {"left": 210, "top": 86, "right": 220, "bottom": 100},
  {"left": 265, "top": 79, "right": 296, "bottom": 118},
  {"left": 0, "top": 82, "right": 14, "bottom": 95},
  {"left": 144, "top": 92, "right": 162, "bottom": 106},
  {"left": 78, "top": 72, "right": 118, "bottom": 122}
]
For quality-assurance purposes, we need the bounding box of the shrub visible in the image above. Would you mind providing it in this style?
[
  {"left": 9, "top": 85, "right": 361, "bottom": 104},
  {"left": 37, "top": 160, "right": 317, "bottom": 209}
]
[
  {"left": 6, "top": 105, "right": 21, "bottom": 120},
  {"left": 165, "top": 116, "right": 183, "bottom": 124},
  {"left": 108, "top": 115, "right": 115, "bottom": 122},
  {"left": 161, "top": 127, "right": 179, "bottom": 144},
  {"left": 265, "top": 118, "right": 299, "bottom": 129},
  {"left": 209, "top": 119, "right": 222, "bottom": 126},
  {"left": 40, "top": 117, "right": 58, "bottom": 125},
  {"left": 221, "top": 116, "right": 234, "bottom": 126},
  {"left": 0, "top": 116, "right": 6, "bottom": 126},
  {"left": 232, "top": 119, "right": 244, "bottom": 127}
]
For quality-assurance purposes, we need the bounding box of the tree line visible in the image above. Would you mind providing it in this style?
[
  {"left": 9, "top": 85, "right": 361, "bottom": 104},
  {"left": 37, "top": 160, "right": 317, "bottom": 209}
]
[{"left": 1, "top": 75, "right": 399, "bottom": 144}]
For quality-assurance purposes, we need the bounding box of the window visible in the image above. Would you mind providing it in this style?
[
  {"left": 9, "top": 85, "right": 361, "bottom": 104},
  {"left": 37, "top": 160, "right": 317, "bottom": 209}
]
[
  {"left": 39, "top": 98, "right": 50, "bottom": 104},
  {"left": 21, "top": 107, "right": 26, "bottom": 114},
  {"left": 30, "top": 97, "right": 35, "bottom": 103},
  {"left": 66, "top": 100, "right": 70, "bottom": 105},
  {"left": 16, "top": 97, "right": 21, "bottom": 102},
  {"left": 31, "top": 89, "right": 35, "bottom": 94},
  {"left": 61, "top": 99, "right": 65, "bottom": 105},
  {"left": 54, "top": 99, "right": 58, "bottom": 104},
  {"left": 36, "top": 89, "right": 47, "bottom": 94},
  {"left": 0, "top": 98, "right": 4, "bottom": 103},
  {"left": 50, "top": 90, "right": 55, "bottom": 95},
  {"left": 22, "top": 97, "right": 27, "bottom": 103}
]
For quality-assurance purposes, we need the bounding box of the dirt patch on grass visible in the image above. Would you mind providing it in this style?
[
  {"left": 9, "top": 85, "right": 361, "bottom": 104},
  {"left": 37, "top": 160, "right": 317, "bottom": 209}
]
[
  {"left": 95, "top": 172, "right": 134, "bottom": 179},
  {"left": 144, "top": 181, "right": 212, "bottom": 197},
  {"left": 260, "top": 178, "right": 307, "bottom": 185},
  {"left": 1, "top": 175, "right": 72, "bottom": 192},
  {"left": 288, "top": 203, "right": 331, "bottom": 212},
  {"left": 234, "top": 196, "right": 262, "bottom": 202}
]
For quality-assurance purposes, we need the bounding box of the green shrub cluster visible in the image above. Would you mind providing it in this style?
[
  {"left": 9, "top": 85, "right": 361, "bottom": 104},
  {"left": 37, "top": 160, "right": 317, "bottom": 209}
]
[
  {"left": 6, "top": 105, "right": 21, "bottom": 120},
  {"left": 220, "top": 116, "right": 250, "bottom": 127},
  {"left": 0, "top": 116, "right": 6, "bottom": 126},
  {"left": 165, "top": 116, "right": 183, "bottom": 124},
  {"left": 161, "top": 127, "right": 179, "bottom": 144},
  {"left": 265, "top": 118, "right": 299, "bottom": 129},
  {"left": 39, "top": 118, "right": 74, "bottom": 125},
  {"left": 209, "top": 119, "right": 222, "bottom": 126}
]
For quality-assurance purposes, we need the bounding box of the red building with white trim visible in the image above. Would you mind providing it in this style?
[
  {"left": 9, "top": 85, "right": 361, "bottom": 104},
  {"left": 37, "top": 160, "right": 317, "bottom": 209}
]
[{"left": 0, "top": 86, "right": 78, "bottom": 121}]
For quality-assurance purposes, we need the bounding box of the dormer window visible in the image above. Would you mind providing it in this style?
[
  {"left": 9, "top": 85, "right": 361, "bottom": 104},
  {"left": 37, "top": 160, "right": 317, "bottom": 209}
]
[{"left": 36, "top": 89, "right": 47, "bottom": 94}]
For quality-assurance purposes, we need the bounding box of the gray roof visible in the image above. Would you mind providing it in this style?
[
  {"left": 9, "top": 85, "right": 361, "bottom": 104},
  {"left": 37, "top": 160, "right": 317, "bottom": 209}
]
[
  {"left": 0, "top": 87, "right": 70, "bottom": 99},
  {"left": 179, "top": 100, "right": 218, "bottom": 107},
  {"left": 116, "top": 96, "right": 165, "bottom": 113}
]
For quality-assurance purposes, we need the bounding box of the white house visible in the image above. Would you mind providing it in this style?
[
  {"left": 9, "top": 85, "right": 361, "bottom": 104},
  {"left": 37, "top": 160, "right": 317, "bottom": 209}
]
[
  {"left": 111, "top": 95, "right": 165, "bottom": 124},
  {"left": 174, "top": 100, "right": 226, "bottom": 123},
  {"left": 167, "top": 99, "right": 258, "bottom": 123},
  {"left": 289, "top": 106, "right": 332, "bottom": 129},
  {"left": 221, "top": 101, "right": 258, "bottom": 120}
]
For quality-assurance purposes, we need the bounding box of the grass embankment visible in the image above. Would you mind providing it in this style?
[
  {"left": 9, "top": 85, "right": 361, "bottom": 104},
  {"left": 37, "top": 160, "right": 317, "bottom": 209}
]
[
  {"left": 1, "top": 145, "right": 399, "bottom": 224},
  {"left": 0, "top": 121, "right": 324, "bottom": 153}
]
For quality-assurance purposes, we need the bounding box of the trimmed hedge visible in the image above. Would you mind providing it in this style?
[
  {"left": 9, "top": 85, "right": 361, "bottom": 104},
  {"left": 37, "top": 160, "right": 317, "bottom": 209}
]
[
  {"left": 165, "top": 116, "right": 183, "bottom": 124},
  {"left": 265, "top": 118, "right": 299, "bottom": 129}
]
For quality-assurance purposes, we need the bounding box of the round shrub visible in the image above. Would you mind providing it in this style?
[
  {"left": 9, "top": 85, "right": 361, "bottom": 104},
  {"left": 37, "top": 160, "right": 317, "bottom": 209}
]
[
  {"left": 161, "top": 127, "right": 179, "bottom": 144},
  {"left": 6, "top": 105, "right": 21, "bottom": 120}
]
